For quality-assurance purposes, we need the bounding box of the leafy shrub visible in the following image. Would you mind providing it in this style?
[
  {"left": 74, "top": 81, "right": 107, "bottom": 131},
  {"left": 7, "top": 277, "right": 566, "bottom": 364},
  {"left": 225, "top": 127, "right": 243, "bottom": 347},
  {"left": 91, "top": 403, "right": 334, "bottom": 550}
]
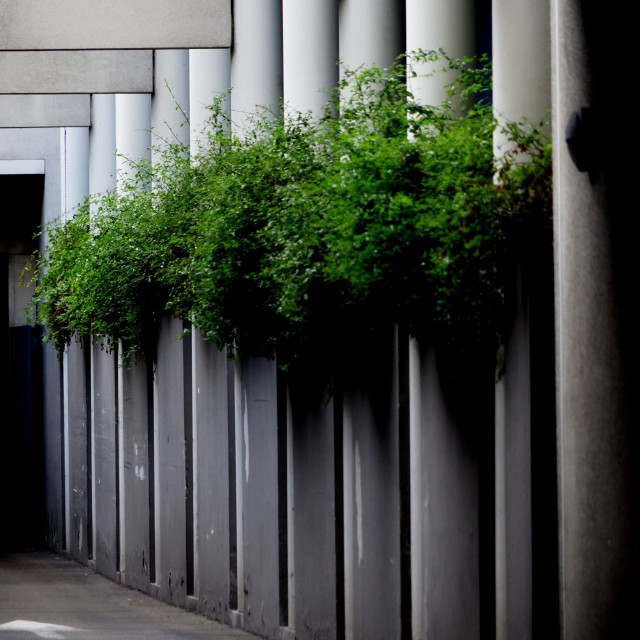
[{"left": 25, "top": 51, "right": 552, "bottom": 372}]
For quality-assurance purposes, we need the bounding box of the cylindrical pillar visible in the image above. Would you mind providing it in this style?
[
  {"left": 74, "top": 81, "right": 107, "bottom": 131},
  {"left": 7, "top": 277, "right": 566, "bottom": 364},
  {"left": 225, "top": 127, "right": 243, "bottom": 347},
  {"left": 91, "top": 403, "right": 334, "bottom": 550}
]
[
  {"left": 553, "top": 0, "right": 637, "bottom": 637},
  {"left": 282, "top": 0, "right": 339, "bottom": 118},
  {"left": 115, "top": 94, "right": 152, "bottom": 184},
  {"left": 338, "top": 0, "right": 404, "bottom": 73},
  {"left": 151, "top": 49, "right": 190, "bottom": 157},
  {"left": 189, "top": 49, "right": 231, "bottom": 153},
  {"left": 230, "top": 0, "right": 283, "bottom": 134},
  {"left": 405, "top": 0, "right": 476, "bottom": 105}
]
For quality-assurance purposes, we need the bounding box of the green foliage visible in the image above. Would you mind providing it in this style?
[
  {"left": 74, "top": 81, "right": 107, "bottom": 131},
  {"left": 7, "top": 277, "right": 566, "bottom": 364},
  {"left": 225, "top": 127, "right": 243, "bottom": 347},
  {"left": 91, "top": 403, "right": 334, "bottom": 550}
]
[{"left": 25, "top": 51, "right": 552, "bottom": 371}]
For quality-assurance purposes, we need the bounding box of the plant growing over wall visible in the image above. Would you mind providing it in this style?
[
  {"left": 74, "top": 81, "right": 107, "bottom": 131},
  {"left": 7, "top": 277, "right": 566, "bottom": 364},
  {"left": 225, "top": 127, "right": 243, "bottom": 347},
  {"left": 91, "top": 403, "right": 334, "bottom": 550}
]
[{"left": 25, "top": 51, "right": 552, "bottom": 371}]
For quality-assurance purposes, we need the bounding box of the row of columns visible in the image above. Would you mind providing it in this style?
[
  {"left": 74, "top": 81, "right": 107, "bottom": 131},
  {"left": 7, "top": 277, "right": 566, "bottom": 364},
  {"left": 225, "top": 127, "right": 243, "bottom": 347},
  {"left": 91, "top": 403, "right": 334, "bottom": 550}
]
[{"left": 57, "top": 1, "right": 630, "bottom": 639}]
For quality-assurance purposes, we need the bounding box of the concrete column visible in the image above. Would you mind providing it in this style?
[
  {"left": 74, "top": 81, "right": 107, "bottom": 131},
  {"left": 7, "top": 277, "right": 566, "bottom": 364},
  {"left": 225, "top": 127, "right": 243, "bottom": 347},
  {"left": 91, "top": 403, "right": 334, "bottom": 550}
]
[
  {"left": 92, "top": 346, "right": 118, "bottom": 580},
  {"left": 338, "top": 0, "right": 404, "bottom": 73},
  {"left": 189, "top": 49, "right": 231, "bottom": 153},
  {"left": 153, "top": 315, "right": 188, "bottom": 606},
  {"left": 230, "top": 0, "right": 283, "bottom": 133},
  {"left": 59, "top": 126, "right": 89, "bottom": 221},
  {"left": 492, "top": 3, "right": 551, "bottom": 639},
  {"left": 552, "top": 1, "right": 637, "bottom": 636},
  {"left": 115, "top": 94, "right": 152, "bottom": 183},
  {"left": 282, "top": 0, "right": 339, "bottom": 117},
  {"left": 492, "top": 0, "right": 551, "bottom": 150},
  {"left": 290, "top": 377, "right": 337, "bottom": 640},
  {"left": 342, "top": 332, "right": 401, "bottom": 640},
  {"left": 410, "top": 345, "right": 481, "bottom": 640},
  {"left": 405, "top": 0, "right": 476, "bottom": 105},
  {"left": 89, "top": 95, "right": 116, "bottom": 197},
  {"left": 237, "top": 356, "right": 280, "bottom": 638},
  {"left": 64, "top": 341, "right": 89, "bottom": 563},
  {"left": 191, "top": 331, "right": 230, "bottom": 619},
  {"left": 120, "top": 358, "right": 152, "bottom": 592},
  {"left": 151, "top": 49, "right": 190, "bottom": 157}
]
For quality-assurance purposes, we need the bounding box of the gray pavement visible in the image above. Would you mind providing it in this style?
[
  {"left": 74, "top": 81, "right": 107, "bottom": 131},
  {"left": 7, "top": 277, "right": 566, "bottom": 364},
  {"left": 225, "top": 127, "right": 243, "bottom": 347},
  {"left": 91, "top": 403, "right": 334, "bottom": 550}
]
[{"left": 0, "top": 553, "right": 258, "bottom": 640}]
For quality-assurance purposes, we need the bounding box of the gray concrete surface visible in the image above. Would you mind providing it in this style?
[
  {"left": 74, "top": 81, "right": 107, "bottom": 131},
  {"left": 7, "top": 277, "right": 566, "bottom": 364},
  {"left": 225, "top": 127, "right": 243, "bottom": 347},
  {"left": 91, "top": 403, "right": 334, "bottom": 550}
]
[{"left": 0, "top": 552, "right": 257, "bottom": 639}]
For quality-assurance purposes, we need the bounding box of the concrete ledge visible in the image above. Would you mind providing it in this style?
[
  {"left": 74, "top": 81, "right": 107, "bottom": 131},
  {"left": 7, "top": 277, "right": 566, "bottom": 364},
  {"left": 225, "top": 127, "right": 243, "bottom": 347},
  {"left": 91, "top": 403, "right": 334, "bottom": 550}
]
[
  {"left": 0, "top": 95, "right": 90, "bottom": 128},
  {"left": 0, "top": 159, "right": 44, "bottom": 174},
  {"left": 0, "top": 51, "right": 153, "bottom": 94},
  {"left": 0, "top": 0, "right": 231, "bottom": 50}
]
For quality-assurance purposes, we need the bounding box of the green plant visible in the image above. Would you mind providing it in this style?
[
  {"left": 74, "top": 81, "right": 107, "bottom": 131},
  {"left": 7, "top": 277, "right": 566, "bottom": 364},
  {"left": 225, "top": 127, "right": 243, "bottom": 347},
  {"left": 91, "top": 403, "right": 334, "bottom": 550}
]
[{"left": 25, "top": 51, "right": 552, "bottom": 372}]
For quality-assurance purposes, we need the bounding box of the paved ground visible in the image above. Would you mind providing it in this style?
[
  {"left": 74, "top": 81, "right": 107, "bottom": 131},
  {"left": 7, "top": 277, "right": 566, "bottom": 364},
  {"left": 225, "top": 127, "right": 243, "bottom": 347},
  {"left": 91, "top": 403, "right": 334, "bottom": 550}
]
[{"left": 0, "top": 552, "right": 258, "bottom": 640}]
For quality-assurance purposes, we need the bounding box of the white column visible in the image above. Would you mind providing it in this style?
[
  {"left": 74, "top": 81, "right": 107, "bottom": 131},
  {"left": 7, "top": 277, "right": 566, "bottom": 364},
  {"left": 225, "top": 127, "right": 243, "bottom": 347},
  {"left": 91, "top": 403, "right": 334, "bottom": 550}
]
[
  {"left": 151, "top": 49, "right": 190, "bottom": 156},
  {"left": 493, "top": 0, "right": 551, "bottom": 150},
  {"left": 115, "top": 94, "right": 152, "bottom": 184},
  {"left": 405, "top": 0, "right": 476, "bottom": 105},
  {"left": 282, "top": 0, "right": 338, "bottom": 118},
  {"left": 189, "top": 49, "right": 231, "bottom": 153},
  {"left": 230, "top": 0, "right": 283, "bottom": 134},
  {"left": 339, "top": 0, "right": 403, "bottom": 73},
  {"left": 60, "top": 126, "right": 89, "bottom": 221}
]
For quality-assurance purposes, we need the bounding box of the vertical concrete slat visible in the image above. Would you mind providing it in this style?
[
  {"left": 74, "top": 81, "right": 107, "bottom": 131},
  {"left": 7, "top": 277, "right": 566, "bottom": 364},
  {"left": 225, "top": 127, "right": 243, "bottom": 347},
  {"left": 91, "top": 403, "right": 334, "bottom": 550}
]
[
  {"left": 239, "top": 356, "right": 280, "bottom": 638},
  {"left": 64, "top": 341, "right": 89, "bottom": 563},
  {"left": 290, "top": 378, "right": 337, "bottom": 640},
  {"left": 92, "top": 345, "right": 118, "bottom": 580},
  {"left": 418, "top": 346, "right": 481, "bottom": 640},
  {"left": 154, "top": 314, "right": 188, "bottom": 606},
  {"left": 343, "top": 331, "right": 401, "bottom": 640},
  {"left": 192, "top": 330, "right": 230, "bottom": 617},
  {"left": 121, "top": 359, "right": 152, "bottom": 592}
]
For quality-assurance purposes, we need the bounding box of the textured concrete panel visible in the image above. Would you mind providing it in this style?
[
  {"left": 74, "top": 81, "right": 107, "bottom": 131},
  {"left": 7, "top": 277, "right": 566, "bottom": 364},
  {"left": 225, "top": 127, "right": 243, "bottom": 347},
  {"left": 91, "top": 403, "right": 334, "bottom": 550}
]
[
  {"left": 239, "top": 356, "right": 280, "bottom": 639},
  {"left": 154, "top": 315, "right": 188, "bottom": 606},
  {"left": 192, "top": 333, "right": 230, "bottom": 618},
  {"left": 121, "top": 359, "right": 152, "bottom": 592},
  {"left": 92, "top": 346, "right": 118, "bottom": 580},
  {"left": 290, "top": 379, "right": 337, "bottom": 640},
  {"left": 343, "top": 332, "right": 401, "bottom": 640},
  {"left": 0, "top": 51, "right": 153, "bottom": 94},
  {"left": 0, "top": 0, "right": 231, "bottom": 50},
  {"left": 0, "top": 95, "right": 90, "bottom": 128},
  {"left": 417, "top": 346, "right": 480, "bottom": 640},
  {"left": 65, "top": 342, "right": 89, "bottom": 563}
]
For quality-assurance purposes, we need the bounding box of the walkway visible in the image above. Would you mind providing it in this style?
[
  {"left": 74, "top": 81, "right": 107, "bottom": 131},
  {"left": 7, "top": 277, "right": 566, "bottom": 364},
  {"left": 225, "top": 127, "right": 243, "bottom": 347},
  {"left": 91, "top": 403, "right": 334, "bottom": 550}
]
[{"left": 0, "top": 552, "right": 258, "bottom": 640}]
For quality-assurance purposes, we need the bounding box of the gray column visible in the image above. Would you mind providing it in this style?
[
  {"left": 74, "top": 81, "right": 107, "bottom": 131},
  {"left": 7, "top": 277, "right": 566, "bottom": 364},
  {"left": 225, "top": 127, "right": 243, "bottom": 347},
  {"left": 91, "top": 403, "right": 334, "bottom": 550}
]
[
  {"left": 230, "top": 0, "right": 283, "bottom": 133},
  {"left": 343, "top": 331, "right": 401, "bottom": 640},
  {"left": 59, "top": 126, "right": 89, "bottom": 221},
  {"left": 552, "top": 0, "right": 636, "bottom": 636},
  {"left": 237, "top": 356, "right": 280, "bottom": 638},
  {"left": 120, "top": 358, "right": 152, "bottom": 592},
  {"left": 154, "top": 315, "right": 188, "bottom": 606},
  {"left": 282, "top": 0, "right": 338, "bottom": 117},
  {"left": 92, "top": 346, "right": 118, "bottom": 580},
  {"left": 89, "top": 95, "right": 116, "bottom": 197},
  {"left": 290, "top": 378, "right": 337, "bottom": 640},
  {"left": 64, "top": 341, "right": 89, "bottom": 563},
  {"left": 492, "top": 3, "right": 551, "bottom": 638},
  {"left": 410, "top": 345, "right": 481, "bottom": 640},
  {"left": 191, "top": 331, "right": 230, "bottom": 618}
]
